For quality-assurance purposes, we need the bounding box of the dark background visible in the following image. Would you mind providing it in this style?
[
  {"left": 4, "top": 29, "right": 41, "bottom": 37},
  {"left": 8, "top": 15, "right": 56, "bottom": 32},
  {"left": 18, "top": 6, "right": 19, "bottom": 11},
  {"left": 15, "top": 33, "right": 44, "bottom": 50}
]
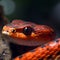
[
  {"left": 3, "top": 0, "right": 60, "bottom": 58},
  {"left": 5, "top": 0, "right": 60, "bottom": 37}
]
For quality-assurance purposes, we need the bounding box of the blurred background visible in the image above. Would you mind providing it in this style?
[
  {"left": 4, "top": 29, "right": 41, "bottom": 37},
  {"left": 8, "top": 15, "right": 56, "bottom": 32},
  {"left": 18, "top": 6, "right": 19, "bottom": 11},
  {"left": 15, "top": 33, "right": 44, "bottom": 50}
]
[{"left": 0, "top": 0, "right": 60, "bottom": 58}]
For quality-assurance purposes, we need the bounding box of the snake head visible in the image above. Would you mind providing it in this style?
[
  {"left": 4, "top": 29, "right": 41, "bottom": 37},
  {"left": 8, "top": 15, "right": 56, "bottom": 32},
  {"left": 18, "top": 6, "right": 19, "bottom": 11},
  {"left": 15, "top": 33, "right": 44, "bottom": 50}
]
[{"left": 2, "top": 20, "right": 56, "bottom": 46}]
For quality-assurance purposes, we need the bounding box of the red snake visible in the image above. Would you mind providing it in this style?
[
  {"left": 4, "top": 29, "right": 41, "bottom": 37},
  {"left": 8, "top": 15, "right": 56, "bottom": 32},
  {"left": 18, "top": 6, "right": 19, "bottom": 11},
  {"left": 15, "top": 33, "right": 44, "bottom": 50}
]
[{"left": 2, "top": 20, "right": 60, "bottom": 60}]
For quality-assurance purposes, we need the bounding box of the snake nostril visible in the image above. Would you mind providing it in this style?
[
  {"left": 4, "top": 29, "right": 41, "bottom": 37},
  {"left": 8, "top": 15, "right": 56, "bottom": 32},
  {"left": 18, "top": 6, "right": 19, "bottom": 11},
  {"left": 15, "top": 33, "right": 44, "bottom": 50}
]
[
  {"left": 23, "top": 27, "right": 34, "bottom": 35},
  {"left": 7, "top": 31, "right": 8, "bottom": 32}
]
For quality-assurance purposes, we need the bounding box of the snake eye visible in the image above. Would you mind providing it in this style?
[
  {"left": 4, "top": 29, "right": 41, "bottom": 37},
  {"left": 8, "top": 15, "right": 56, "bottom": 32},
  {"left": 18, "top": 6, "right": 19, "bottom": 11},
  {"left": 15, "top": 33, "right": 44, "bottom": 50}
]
[
  {"left": 23, "top": 27, "right": 33, "bottom": 35},
  {"left": 12, "top": 29, "right": 16, "bottom": 33}
]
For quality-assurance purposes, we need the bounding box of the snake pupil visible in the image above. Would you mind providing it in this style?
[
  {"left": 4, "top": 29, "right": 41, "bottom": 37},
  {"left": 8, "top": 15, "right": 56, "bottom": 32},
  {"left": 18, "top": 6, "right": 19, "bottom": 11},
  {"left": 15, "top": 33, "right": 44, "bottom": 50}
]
[
  {"left": 12, "top": 29, "right": 16, "bottom": 33},
  {"left": 23, "top": 27, "right": 33, "bottom": 35}
]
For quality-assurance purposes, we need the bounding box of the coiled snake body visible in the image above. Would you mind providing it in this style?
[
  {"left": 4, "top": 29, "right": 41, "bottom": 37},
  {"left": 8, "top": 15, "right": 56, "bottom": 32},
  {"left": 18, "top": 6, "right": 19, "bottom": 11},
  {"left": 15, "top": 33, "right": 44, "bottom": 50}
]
[{"left": 2, "top": 20, "right": 60, "bottom": 60}]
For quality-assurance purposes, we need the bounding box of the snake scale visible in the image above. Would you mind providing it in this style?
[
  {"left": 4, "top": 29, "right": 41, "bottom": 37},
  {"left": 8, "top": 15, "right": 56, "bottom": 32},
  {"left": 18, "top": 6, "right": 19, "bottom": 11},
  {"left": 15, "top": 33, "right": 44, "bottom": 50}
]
[
  {"left": 14, "top": 38, "right": 60, "bottom": 60},
  {"left": 2, "top": 20, "right": 60, "bottom": 60}
]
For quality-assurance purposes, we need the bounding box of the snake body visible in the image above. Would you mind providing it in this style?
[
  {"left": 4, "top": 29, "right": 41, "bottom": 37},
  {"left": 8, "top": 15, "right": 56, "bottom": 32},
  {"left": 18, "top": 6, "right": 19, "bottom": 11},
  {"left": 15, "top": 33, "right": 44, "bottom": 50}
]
[
  {"left": 2, "top": 20, "right": 59, "bottom": 60},
  {"left": 14, "top": 38, "right": 60, "bottom": 60}
]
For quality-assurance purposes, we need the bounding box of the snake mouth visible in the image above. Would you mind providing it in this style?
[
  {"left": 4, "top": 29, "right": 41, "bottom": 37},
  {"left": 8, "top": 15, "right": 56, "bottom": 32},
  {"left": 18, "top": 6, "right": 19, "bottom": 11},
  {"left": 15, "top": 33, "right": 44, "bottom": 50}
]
[
  {"left": 2, "top": 31, "right": 9, "bottom": 35},
  {"left": 2, "top": 29, "right": 55, "bottom": 46},
  {"left": 2, "top": 30, "right": 42, "bottom": 46},
  {"left": 2, "top": 33, "right": 51, "bottom": 46}
]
